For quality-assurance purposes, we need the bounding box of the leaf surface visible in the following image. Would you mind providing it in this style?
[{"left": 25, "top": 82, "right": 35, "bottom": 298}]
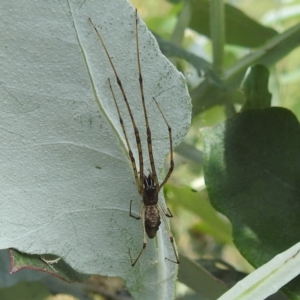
[
  {"left": 0, "top": 1, "right": 191, "bottom": 298},
  {"left": 203, "top": 107, "right": 300, "bottom": 298}
]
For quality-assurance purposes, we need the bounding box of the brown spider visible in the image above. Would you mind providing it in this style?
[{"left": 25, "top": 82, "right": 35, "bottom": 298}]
[{"left": 89, "top": 9, "right": 179, "bottom": 267}]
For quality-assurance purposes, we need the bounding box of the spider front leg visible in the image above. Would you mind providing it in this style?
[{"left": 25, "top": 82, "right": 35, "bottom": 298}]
[
  {"left": 89, "top": 17, "right": 144, "bottom": 195},
  {"left": 152, "top": 97, "right": 174, "bottom": 192}
]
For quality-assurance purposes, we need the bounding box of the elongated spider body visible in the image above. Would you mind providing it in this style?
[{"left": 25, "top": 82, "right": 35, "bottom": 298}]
[{"left": 89, "top": 9, "right": 179, "bottom": 267}]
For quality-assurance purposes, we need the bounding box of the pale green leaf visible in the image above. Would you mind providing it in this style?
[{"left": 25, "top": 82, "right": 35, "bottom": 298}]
[
  {"left": 217, "top": 242, "right": 300, "bottom": 300},
  {"left": 0, "top": 0, "right": 191, "bottom": 299}
]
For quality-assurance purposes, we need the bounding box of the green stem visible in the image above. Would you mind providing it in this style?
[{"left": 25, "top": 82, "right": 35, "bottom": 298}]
[{"left": 210, "top": 0, "right": 225, "bottom": 77}]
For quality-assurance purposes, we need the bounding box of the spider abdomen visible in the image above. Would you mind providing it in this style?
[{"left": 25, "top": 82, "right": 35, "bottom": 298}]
[{"left": 144, "top": 205, "right": 161, "bottom": 239}]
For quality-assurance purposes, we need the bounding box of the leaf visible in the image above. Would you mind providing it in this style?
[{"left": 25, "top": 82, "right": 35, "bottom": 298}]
[
  {"left": 241, "top": 64, "right": 272, "bottom": 111},
  {"left": 189, "top": 0, "right": 278, "bottom": 48},
  {"left": 10, "top": 249, "right": 88, "bottom": 282},
  {"left": 0, "top": 250, "right": 47, "bottom": 288},
  {"left": 154, "top": 33, "right": 211, "bottom": 76},
  {"left": 203, "top": 107, "right": 300, "bottom": 298},
  {"left": 217, "top": 242, "right": 300, "bottom": 300},
  {"left": 191, "top": 22, "right": 300, "bottom": 115},
  {"left": 0, "top": 250, "right": 91, "bottom": 299},
  {"left": 0, "top": 282, "right": 51, "bottom": 300},
  {"left": 0, "top": 0, "right": 191, "bottom": 299}
]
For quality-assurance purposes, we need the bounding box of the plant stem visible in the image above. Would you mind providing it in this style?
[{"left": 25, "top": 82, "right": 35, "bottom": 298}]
[{"left": 210, "top": 0, "right": 225, "bottom": 77}]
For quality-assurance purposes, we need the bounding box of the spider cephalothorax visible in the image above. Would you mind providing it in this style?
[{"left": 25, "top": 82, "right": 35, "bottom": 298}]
[{"left": 143, "top": 174, "right": 158, "bottom": 204}]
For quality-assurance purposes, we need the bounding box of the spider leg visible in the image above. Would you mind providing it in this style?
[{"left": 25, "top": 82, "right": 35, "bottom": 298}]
[
  {"left": 158, "top": 206, "right": 180, "bottom": 264},
  {"left": 129, "top": 206, "right": 147, "bottom": 266},
  {"left": 135, "top": 10, "right": 159, "bottom": 187},
  {"left": 152, "top": 97, "right": 174, "bottom": 191},
  {"left": 108, "top": 79, "right": 141, "bottom": 194},
  {"left": 158, "top": 202, "right": 173, "bottom": 218},
  {"left": 129, "top": 200, "right": 141, "bottom": 220},
  {"left": 89, "top": 17, "right": 144, "bottom": 194}
]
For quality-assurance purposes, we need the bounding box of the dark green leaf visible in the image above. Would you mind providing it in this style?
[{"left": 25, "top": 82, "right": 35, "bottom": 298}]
[{"left": 203, "top": 107, "right": 300, "bottom": 298}]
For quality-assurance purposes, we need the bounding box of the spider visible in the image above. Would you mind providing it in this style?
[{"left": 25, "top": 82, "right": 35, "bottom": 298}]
[{"left": 89, "top": 9, "right": 179, "bottom": 267}]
